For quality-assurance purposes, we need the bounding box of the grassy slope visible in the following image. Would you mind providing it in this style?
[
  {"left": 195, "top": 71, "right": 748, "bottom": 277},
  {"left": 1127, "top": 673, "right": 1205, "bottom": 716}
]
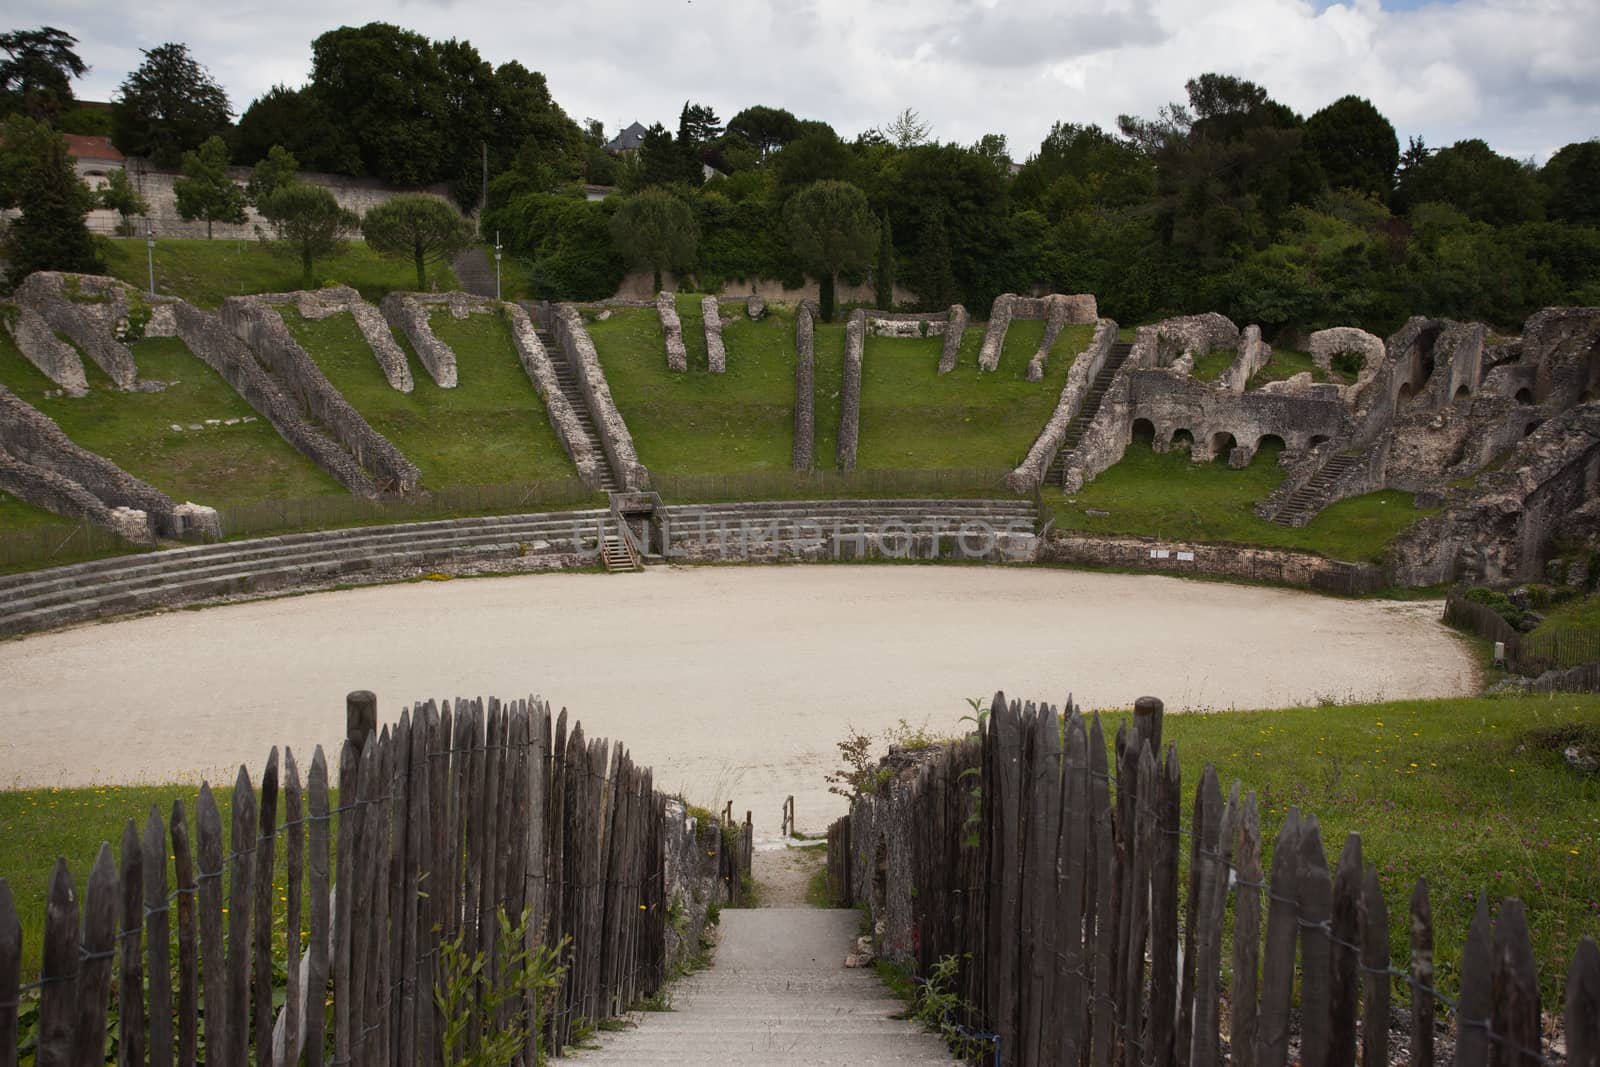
[
  {"left": 99, "top": 238, "right": 457, "bottom": 309},
  {"left": 1247, "top": 347, "right": 1351, "bottom": 388},
  {"left": 1047, "top": 439, "right": 1433, "bottom": 562},
  {"left": 588, "top": 298, "right": 797, "bottom": 474},
  {"left": 0, "top": 329, "right": 340, "bottom": 519},
  {"left": 282, "top": 307, "right": 579, "bottom": 486},
  {"left": 856, "top": 320, "right": 1093, "bottom": 470}
]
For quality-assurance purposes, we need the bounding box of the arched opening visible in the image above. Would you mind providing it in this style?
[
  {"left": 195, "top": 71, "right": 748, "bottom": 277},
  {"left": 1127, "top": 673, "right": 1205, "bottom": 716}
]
[
  {"left": 1171, "top": 429, "right": 1194, "bottom": 453},
  {"left": 1453, "top": 384, "right": 1471, "bottom": 402},
  {"left": 1309, "top": 435, "right": 1330, "bottom": 449},
  {"left": 1398, "top": 381, "right": 1416, "bottom": 403},
  {"left": 1131, "top": 418, "right": 1156, "bottom": 447},
  {"left": 1516, "top": 388, "right": 1535, "bottom": 405},
  {"left": 1525, "top": 420, "right": 1544, "bottom": 438},
  {"left": 1581, "top": 389, "right": 1595, "bottom": 404},
  {"left": 1256, "top": 434, "right": 1287, "bottom": 463},
  {"left": 1210, "top": 432, "right": 1237, "bottom": 462}
]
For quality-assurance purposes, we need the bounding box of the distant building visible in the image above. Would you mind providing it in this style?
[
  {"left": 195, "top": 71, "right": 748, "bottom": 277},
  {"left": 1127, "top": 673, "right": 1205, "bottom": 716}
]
[
  {"left": 605, "top": 122, "right": 648, "bottom": 156},
  {"left": 583, "top": 184, "right": 617, "bottom": 202},
  {"left": 63, "top": 134, "right": 125, "bottom": 191}
]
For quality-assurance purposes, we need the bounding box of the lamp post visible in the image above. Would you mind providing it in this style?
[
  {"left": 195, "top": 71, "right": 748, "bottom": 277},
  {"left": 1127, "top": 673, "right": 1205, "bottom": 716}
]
[
  {"left": 495, "top": 230, "right": 502, "bottom": 302},
  {"left": 145, "top": 220, "right": 155, "bottom": 297}
]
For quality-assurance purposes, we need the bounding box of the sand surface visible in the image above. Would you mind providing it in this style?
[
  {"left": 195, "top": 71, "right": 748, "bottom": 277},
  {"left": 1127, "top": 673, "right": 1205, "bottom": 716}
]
[{"left": 0, "top": 565, "right": 1475, "bottom": 836}]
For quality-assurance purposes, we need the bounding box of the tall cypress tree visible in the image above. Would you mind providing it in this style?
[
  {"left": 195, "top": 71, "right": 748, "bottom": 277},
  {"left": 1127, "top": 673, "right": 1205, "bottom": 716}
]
[
  {"left": 875, "top": 210, "right": 895, "bottom": 309},
  {"left": 913, "top": 210, "right": 956, "bottom": 310}
]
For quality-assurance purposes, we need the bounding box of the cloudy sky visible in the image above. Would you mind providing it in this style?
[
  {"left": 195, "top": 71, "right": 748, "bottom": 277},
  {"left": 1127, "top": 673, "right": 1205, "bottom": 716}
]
[{"left": 17, "top": 0, "right": 1599, "bottom": 163}]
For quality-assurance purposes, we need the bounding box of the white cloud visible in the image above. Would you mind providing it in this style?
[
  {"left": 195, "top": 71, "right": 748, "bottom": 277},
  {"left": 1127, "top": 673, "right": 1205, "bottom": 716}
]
[{"left": 16, "top": 0, "right": 1598, "bottom": 162}]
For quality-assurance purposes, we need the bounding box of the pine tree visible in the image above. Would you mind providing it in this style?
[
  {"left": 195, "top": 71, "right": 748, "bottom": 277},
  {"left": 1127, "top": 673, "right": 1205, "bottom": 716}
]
[
  {"left": 875, "top": 210, "right": 895, "bottom": 309},
  {"left": 0, "top": 115, "right": 99, "bottom": 284},
  {"left": 914, "top": 210, "right": 956, "bottom": 309}
]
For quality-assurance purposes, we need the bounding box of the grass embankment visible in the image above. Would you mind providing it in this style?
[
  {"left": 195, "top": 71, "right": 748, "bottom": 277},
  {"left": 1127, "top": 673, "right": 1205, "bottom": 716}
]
[
  {"left": 282, "top": 306, "right": 581, "bottom": 487},
  {"left": 1046, "top": 438, "right": 1433, "bottom": 562},
  {"left": 856, "top": 320, "right": 1092, "bottom": 470},
  {"left": 0, "top": 329, "right": 341, "bottom": 520},
  {"left": 587, "top": 296, "right": 797, "bottom": 474},
  {"left": 1247, "top": 347, "right": 1352, "bottom": 388},
  {"left": 100, "top": 237, "right": 456, "bottom": 309}
]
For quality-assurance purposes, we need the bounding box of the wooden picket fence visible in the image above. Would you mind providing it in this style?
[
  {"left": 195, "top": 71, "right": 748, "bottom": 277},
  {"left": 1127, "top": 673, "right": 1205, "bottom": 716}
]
[
  {"left": 1444, "top": 593, "right": 1600, "bottom": 681},
  {"left": 829, "top": 693, "right": 1600, "bottom": 1067},
  {"left": 0, "top": 691, "right": 752, "bottom": 1064}
]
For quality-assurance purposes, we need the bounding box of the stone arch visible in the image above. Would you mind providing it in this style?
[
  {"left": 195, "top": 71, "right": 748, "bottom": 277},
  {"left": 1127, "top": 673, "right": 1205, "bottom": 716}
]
[
  {"left": 1525, "top": 420, "right": 1545, "bottom": 438},
  {"left": 1309, "top": 434, "right": 1331, "bottom": 449},
  {"left": 1256, "top": 433, "right": 1287, "bottom": 458},
  {"left": 1210, "top": 431, "right": 1237, "bottom": 461},
  {"left": 1398, "top": 381, "right": 1416, "bottom": 403},
  {"left": 1516, "top": 387, "right": 1535, "bottom": 405},
  {"left": 1453, "top": 384, "right": 1472, "bottom": 402},
  {"left": 1170, "top": 428, "right": 1194, "bottom": 452},
  {"left": 1131, "top": 418, "right": 1156, "bottom": 446}
]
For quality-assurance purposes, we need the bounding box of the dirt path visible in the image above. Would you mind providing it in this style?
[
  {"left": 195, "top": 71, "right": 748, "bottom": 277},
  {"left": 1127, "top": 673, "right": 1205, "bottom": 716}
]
[
  {"left": 0, "top": 566, "right": 1475, "bottom": 837},
  {"left": 753, "top": 843, "right": 827, "bottom": 907}
]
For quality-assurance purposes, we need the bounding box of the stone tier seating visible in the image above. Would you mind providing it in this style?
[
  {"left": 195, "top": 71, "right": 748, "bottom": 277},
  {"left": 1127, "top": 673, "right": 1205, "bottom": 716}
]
[{"left": 0, "top": 509, "right": 608, "bottom": 638}]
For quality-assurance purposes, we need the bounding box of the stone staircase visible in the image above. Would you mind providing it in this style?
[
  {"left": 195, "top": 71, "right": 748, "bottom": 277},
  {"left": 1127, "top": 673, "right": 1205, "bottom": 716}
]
[
  {"left": 1046, "top": 341, "right": 1133, "bottom": 487},
  {"left": 1268, "top": 452, "right": 1363, "bottom": 526},
  {"left": 0, "top": 509, "right": 609, "bottom": 639},
  {"left": 540, "top": 325, "right": 621, "bottom": 492},
  {"left": 555, "top": 909, "right": 953, "bottom": 1065}
]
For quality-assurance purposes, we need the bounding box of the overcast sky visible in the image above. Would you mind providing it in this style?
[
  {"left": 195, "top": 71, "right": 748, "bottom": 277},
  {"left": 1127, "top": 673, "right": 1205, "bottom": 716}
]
[{"left": 17, "top": 0, "right": 1599, "bottom": 163}]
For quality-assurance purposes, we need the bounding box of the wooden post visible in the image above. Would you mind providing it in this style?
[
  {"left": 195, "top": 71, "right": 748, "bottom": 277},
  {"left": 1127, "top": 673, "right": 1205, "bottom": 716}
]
[
  {"left": 1410, "top": 880, "right": 1435, "bottom": 1067},
  {"left": 1568, "top": 938, "right": 1600, "bottom": 1066},
  {"left": 0, "top": 880, "right": 19, "bottom": 1067},
  {"left": 1133, "top": 696, "right": 1163, "bottom": 758}
]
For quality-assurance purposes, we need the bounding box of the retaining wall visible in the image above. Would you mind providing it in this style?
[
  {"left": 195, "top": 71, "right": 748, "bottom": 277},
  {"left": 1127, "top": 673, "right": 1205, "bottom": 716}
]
[
  {"left": 258, "top": 286, "right": 413, "bottom": 393},
  {"left": 794, "top": 303, "right": 816, "bottom": 471},
  {"left": 379, "top": 294, "right": 458, "bottom": 388},
  {"left": 3, "top": 303, "right": 87, "bottom": 394},
  {"left": 504, "top": 302, "right": 607, "bottom": 489},
  {"left": 836, "top": 310, "right": 866, "bottom": 471},
  {"left": 15, "top": 273, "right": 138, "bottom": 388},
  {"left": 658, "top": 292, "right": 687, "bottom": 372},
  {"left": 1039, "top": 530, "right": 1386, "bottom": 593},
  {"left": 552, "top": 304, "right": 650, "bottom": 491},
  {"left": 1007, "top": 319, "right": 1118, "bottom": 493},
  {"left": 701, "top": 295, "right": 726, "bottom": 373}
]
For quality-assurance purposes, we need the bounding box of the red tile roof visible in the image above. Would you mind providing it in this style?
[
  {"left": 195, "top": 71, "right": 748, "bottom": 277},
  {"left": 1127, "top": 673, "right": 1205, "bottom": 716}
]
[{"left": 63, "top": 134, "right": 123, "bottom": 163}]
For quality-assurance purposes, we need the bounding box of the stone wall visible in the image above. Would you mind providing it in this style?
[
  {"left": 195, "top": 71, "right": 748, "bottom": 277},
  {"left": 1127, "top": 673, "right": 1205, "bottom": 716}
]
[
  {"left": 863, "top": 310, "right": 949, "bottom": 338},
  {"left": 663, "top": 514, "right": 1037, "bottom": 565},
  {"left": 658, "top": 292, "right": 688, "bottom": 373},
  {"left": 793, "top": 302, "right": 816, "bottom": 471},
  {"left": 379, "top": 294, "right": 458, "bottom": 388},
  {"left": 0, "top": 446, "right": 152, "bottom": 541},
  {"left": 3, "top": 303, "right": 87, "bottom": 393},
  {"left": 939, "top": 305, "right": 969, "bottom": 374},
  {"left": 1309, "top": 326, "right": 1384, "bottom": 378},
  {"left": 977, "top": 293, "right": 1014, "bottom": 372},
  {"left": 981, "top": 292, "right": 1099, "bottom": 374},
  {"left": 610, "top": 270, "right": 918, "bottom": 308},
  {"left": 1007, "top": 319, "right": 1118, "bottom": 493},
  {"left": 1151, "top": 312, "right": 1239, "bottom": 368},
  {"left": 661, "top": 800, "right": 743, "bottom": 975},
  {"left": 15, "top": 273, "right": 138, "bottom": 388},
  {"left": 836, "top": 309, "right": 866, "bottom": 471},
  {"left": 552, "top": 303, "right": 649, "bottom": 491},
  {"left": 171, "top": 301, "right": 380, "bottom": 497},
  {"left": 1528, "top": 307, "right": 1600, "bottom": 409},
  {"left": 1038, "top": 530, "right": 1386, "bottom": 593},
  {"left": 701, "top": 296, "right": 726, "bottom": 373},
  {"left": 1212, "top": 325, "right": 1272, "bottom": 394},
  {"left": 258, "top": 286, "right": 413, "bottom": 393},
  {"left": 504, "top": 302, "right": 607, "bottom": 489},
  {"left": 1060, "top": 324, "right": 1159, "bottom": 493},
  {"left": 0, "top": 384, "right": 179, "bottom": 538},
  {"left": 222, "top": 299, "right": 420, "bottom": 493},
  {"left": 1126, "top": 368, "right": 1345, "bottom": 463}
]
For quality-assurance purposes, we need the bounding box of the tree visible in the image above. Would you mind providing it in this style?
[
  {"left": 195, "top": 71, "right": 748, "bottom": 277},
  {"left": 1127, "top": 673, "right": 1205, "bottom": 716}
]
[
  {"left": 881, "top": 107, "right": 932, "bottom": 149},
  {"left": 0, "top": 115, "right": 99, "bottom": 284},
  {"left": 173, "top": 135, "right": 246, "bottom": 238},
  {"left": 98, "top": 168, "right": 150, "bottom": 236},
  {"left": 609, "top": 188, "right": 698, "bottom": 292},
  {"left": 875, "top": 210, "right": 895, "bottom": 309},
  {"left": 912, "top": 209, "right": 957, "bottom": 310},
  {"left": 112, "top": 43, "right": 232, "bottom": 166},
  {"left": 1304, "top": 95, "right": 1399, "bottom": 199},
  {"left": 972, "top": 133, "right": 1011, "bottom": 174},
  {"left": 234, "top": 84, "right": 355, "bottom": 173},
  {"left": 308, "top": 23, "right": 449, "bottom": 186},
  {"left": 0, "top": 27, "right": 86, "bottom": 123},
  {"left": 773, "top": 129, "right": 855, "bottom": 197},
  {"left": 785, "top": 180, "right": 878, "bottom": 322},
  {"left": 1393, "top": 138, "right": 1543, "bottom": 225},
  {"left": 258, "top": 182, "right": 358, "bottom": 287},
  {"left": 633, "top": 123, "right": 682, "bottom": 190},
  {"left": 727, "top": 105, "right": 800, "bottom": 159},
  {"left": 361, "top": 194, "right": 475, "bottom": 290},
  {"left": 245, "top": 145, "right": 299, "bottom": 207},
  {"left": 1540, "top": 140, "right": 1600, "bottom": 227}
]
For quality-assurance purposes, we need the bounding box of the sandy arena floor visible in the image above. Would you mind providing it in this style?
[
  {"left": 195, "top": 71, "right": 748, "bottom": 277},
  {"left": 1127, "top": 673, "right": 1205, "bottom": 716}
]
[{"left": 0, "top": 565, "right": 1476, "bottom": 836}]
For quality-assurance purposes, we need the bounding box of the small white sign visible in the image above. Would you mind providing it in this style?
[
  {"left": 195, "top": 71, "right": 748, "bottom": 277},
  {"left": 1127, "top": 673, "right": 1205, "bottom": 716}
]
[
  {"left": 1177, "top": 551, "right": 1195, "bottom": 562},
  {"left": 1151, "top": 549, "right": 1170, "bottom": 559}
]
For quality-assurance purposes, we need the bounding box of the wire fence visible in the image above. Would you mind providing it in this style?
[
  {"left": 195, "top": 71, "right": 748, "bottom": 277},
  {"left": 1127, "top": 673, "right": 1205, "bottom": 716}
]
[
  {"left": 652, "top": 467, "right": 1019, "bottom": 505},
  {"left": 1444, "top": 592, "right": 1600, "bottom": 681}
]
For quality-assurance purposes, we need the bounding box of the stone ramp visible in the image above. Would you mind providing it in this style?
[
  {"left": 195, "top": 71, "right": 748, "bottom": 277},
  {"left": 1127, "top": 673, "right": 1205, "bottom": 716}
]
[
  {"left": 451, "top": 246, "right": 498, "bottom": 298},
  {"left": 557, "top": 908, "right": 954, "bottom": 1066}
]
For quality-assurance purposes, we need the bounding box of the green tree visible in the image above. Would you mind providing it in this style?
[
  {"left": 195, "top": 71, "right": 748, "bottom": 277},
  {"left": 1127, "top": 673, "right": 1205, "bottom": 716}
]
[
  {"left": 0, "top": 27, "right": 86, "bottom": 123},
  {"left": 912, "top": 209, "right": 957, "bottom": 310},
  {"left": 308, "top": 23, "right": 449, "bottom": 186},
  {"left": 875, "top": 210, "right": 895, "bottom": 308},
  {"left": 361, "top": 194, "right": 475, "bottom": 290},
  {"left": 1393, "top": 138, "right": 1544, "bottom": 226},
  {"left": 633, "top": 123, "right": 683, "bottom": 190},
  {"left": 881, "top": 107, "right": 932, "bottom": 148},
  {"left": 245, "top": 144, "right": 299, "bottom": 207},
  {"left": 172, "top": 135, "right": 246, "bottom": 239},
  {"left": 234, "top": 84, "right": 355, "bottom": 173},
  {"left": 609, "top": 188, "right": 698, "bottom": 292},
  {"left": 773, "top": 129, "right": 855, "bottom": 197},
  {"left": 783, "top": 180, "right": 877, "bottom": 322},
  {"left": 0, "top": 115, "right": 99, "bottom": 284},
  {"left": 727, "top": 105, "right": 800, "bottom": 159},
  {"left": 258, "top": 182, "right": 358, "bottom": 287},
  {"left": 98, "top": 168, "right": 150, "bottom": 236},
  {"left": 1540, "top": 140, "right": 1600, "bottom": 227},
  {"left": 1304, "top": 95, "right": 1399, "bottom": 199},
  {"left": 112, "top": 43, "right": 232, "bottom": 167}
]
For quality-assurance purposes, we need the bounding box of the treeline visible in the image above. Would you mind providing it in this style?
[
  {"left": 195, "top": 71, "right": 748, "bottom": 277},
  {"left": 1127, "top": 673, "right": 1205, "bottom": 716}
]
[{"left": 5, "top": 22, "right": 1599, "bottom": 333}]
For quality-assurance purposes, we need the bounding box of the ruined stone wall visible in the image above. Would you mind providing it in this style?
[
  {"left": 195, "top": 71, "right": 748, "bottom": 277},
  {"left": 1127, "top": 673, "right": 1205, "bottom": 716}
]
[
  {"left": 1529, "top": 307, "right": 1600, "bottom": 409},
  {"left": 258, "top": 286, "right": 413, "bottom": 393},
  {"left": 658, "top": 292, "right": 687, "bottom": 373},
  {"left": 661, "top": 800, "right": 733, "bottom": 975},
  {"left": 1151, "top": 312, "right": 1239, "bottom": 368},
  {"left": 3, "top": 303, "right": 87, "bottom": 393},
  {"left": 1126, "top": 370, "right": 1345, "bottom": 462},
  {"left": 223, "top": 299, "right": 420, "bottom": 493},
  {"left": 842, "top": 784, "right": 918, "bottom": 964},
  {"left": 977, "top": 293, "right": 1015, "bottom": 372},
  {"left": 15, "top": 273, "right": 137, "bottom": 388},
  {"left": 701, "top": 296, "right": 726, "bottom": 373},
  {"left": 379, "top": 294, "right": 458, "bottom": 387},
  {"left": 504, "top": 302, "right": 607, "bottom": 489},
  {"left": 0, "top": 446, "right": 151, "bottom": 540},
  {"left": 1059, "top": 324, "right": 1161, "bottom": 493},
  {"left": 794, "top": 303, "right": 816, "bottom": 471},
  {"left": 172, "top": 301, "right": 380, "bottom": 497},
  {"left": 0, "top": 384, "right": 177, "bottom": 537},
  {"left": 1039, "top": 530, "right": 1386, "bottom": 592},
  {"left": 1310, "top": 326, "right": 1384, "bottom": 380},
  {"left": 939, "top": 305, "right": 969, "bottom": 374},
  {"left": 1007, "top": 319, "right": 1118, "bottom": 493},
  {"left": 836, "top": 309, "right": 866, "bottom": 471},
  {"left": 1212, "top": 325, "right": 1272, "bottom": 395},
  {"left": 552, "top": 303, "right": 649, "bottom": 490},
  {"left": 610, "top": 270, "right": 918, "bottom": 308}
]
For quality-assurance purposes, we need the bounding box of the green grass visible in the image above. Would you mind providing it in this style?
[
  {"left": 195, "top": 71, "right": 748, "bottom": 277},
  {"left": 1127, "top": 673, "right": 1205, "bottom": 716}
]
[
  {"left": 282, "top": 306, "right": 580, "bottom": 486},
  {"left": 587, "top": 297, "right": 798, "bottom": 474},
  {"left": 1147, "top": 694, "right": 1600, "bottom": 1003},
  {"left": 1191, "top": 347, "right": 1236, "bottom": 383},
  {"left": 99, "top": 237, "right": 457, "bottom": 310},
  {"left": 1046, "top": 438, "right": 1433, "bottom": 562},
  {"left": 1247, "top": 347, "right": 1349, "bottom": 388},
  {"left": 855, "top": 321, "right": 1093, "bottom": 470},
  {"left": 0, "top": 329, "right": 341, "bottom": 522}
]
